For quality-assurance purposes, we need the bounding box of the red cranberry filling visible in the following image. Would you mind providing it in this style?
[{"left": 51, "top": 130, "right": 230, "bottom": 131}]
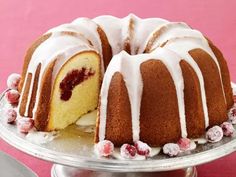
[{"left": 60, "top": 67, "right": 95, "bottom": 101}]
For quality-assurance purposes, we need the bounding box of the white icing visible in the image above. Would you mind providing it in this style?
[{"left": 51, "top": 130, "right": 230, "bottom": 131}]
[
  {"left": 19, "top": 32, "right": 96, "bottom": 117},
  {"left": 99, "top": 51, "right": 143, "bottom": 141},
  {"left": 151, "top": 48, "right": 187, "bottom": 138},
  {"left": 149, "top": 147, "right": 161, "bottom": 157},
  {"left": 94, "top": 14, "right": 169, "bottom": 55},
  {"left": 193, "top": 138, "right": 207, "bottom": 144},
  {"left": 47, "top": 19, "right": 104, "bottom": 74},
  {"left": 150, "top": 23, "right": 226, "bottom": 105},
  {"left": 180, "top": 140, "right": 197, "bottom": 153},
  {"left": 130, "top": 15, "right": 169, "bottom": 54},
  {"left": 93, "top": 15, "right": 130, "bottom": 55},
  {"left": 150, "top": 22, "right": 201, "bottom": 49},
  {"left": 99, "top": 48, "right": 188, "bottom": 140},
  {"left": 162, "top": 37, "right": 211, "bottom": 128}
]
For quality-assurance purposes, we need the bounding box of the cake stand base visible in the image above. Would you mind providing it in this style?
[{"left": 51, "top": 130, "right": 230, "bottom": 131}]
[{"left": 51, "top": 164, "right": 197, "bottom": 177}]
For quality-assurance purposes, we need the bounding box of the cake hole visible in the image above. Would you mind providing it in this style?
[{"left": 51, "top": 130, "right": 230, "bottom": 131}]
[{"left": 60, "top": 67, "right": 95, "bottom": 101}]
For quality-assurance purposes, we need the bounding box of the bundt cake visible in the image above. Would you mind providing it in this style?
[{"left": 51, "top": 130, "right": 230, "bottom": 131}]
[{"left": 17, "top": 14, "right": 234, "bottom": 147}]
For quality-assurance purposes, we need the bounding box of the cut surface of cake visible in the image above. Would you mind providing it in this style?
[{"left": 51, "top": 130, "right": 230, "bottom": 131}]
[{"left": 16, "top": 14, "right": 234, "bottom": 147}]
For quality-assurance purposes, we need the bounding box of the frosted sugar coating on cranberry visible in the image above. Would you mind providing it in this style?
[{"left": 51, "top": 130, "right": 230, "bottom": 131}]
[
  {"left": 221, "top": 122, "right": 235, "bottom": 137},
  {"left": 5, "top": 90, "right": 20, "bottom": 104},
  {"left": 7, "top": 73, "right": 21, "bottom": 90},
  {"left": 120, "top": 144, "right": 137, "bottom": 159},
  {"left": 5, "top": 108, "right": 17, "bottom": 124},
  {"left": 206, "top": 126, "right": 223, "bottom": 143},
  {"left": 228, "top": 107, "right": 236, "bottom": 124},
  {"left": 177, "top": 138, "right": 191, "bottom": 151},
  {"left": 163, "top": 143, "right": 180, "bottom": 157},
  {"left": 134, "top": 141, "right": 151, "bottom": 157},
  {"left": 94, "top": 140, "right": 114, "bottom": 157},
  {"left": 17, "top": 117, "right": 34, "bottom": 133}
]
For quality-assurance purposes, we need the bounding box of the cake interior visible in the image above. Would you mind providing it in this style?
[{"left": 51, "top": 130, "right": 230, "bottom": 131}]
[{"left": 46, "top": 51, "right": 100, "bottom": 131}]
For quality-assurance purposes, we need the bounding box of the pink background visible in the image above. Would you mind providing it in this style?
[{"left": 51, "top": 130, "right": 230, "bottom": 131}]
[{"left": 0, "top": 0, "right": 235, "bottom": 176}]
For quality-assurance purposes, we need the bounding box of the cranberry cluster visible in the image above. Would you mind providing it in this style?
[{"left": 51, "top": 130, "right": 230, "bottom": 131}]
[{"left": 4, "top": 73, "right": 34, "bottom": 133}]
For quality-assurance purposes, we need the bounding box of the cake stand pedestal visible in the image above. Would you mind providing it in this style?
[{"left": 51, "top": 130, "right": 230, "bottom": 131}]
[
  {"left": 51, "top": 165, "right": 197, "bottom": 177},
  {"left": 0, "top": 92, "right": 235, "bottom": 177}
]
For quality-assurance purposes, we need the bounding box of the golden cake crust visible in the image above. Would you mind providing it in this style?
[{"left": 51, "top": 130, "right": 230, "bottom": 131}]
[
  {"left": 34, "top": 59, "right": 56, "bottom": 130},
  {"left": 18, "top": 34, "right": 51, "bottom": 92},
  {"left": 104, "top": 72, "right": 133, "bottom": 146},
  {"left": 189, "top": 48, "right": 228, "bottom": 126},
  {"left": 140, "top": 60, "right": 181, "bottom": 146},
  {"left": 207, "top": 39, "right": 234, "bottom": 110},
  {"left": 180, "top": 60, "right": 205, "bottom": 137}
]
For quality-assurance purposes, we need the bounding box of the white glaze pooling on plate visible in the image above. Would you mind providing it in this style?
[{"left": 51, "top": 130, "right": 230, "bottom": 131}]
[
  {"left": 193, "top": 138, "right": 208, "bottom": 144},
  {"left": 26, "top": 129, "right": 59, "bottom": 145},
  {"left": 76, "top": 110, "right": 97, "bottom": 126}
]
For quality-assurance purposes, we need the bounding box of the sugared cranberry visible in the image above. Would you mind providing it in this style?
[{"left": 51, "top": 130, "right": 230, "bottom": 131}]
[
  {"left": 17, "top": 117, "right": 34, "bottom": 133},
  {"left": 228, "top": 107, "right": 236, "bottom": 124},
  {"left": 163, "top": 143, "right": 180, "bottom": 157},
  {"left": 5, "top": 90, "right": 20, "bottom": 104},
  {"left": 221, "top": 122, "right": 235, "bottom": 137},
  {"left": 134, "top": 141, "right": 151, "bottom": 157},
  {"left": 5, "top": 108, "right": 17, "bottom": 124},
  {"left": 7, "top": 73, "right": 21, "bottom": 90},
  {"left": 120, "top": 144, "right": 137, "bottom": 159},
  {"left": 206, "top": 126, "right": 223, "bottom": 143},
  {"left": 177, "top": 138, "right": 191, "bottom": 151},
  {"left": 94, "top": 140, "right": 114, "bottom": 157}
]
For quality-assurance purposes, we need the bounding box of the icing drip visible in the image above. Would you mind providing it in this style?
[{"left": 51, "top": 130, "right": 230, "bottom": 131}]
[
  {"left": 150, "top": 22, "right": 202, "bottom": 50},
  {"left": 149, "top": 23, "right": 226, "bottom": 105},
  {"left": 128, "top": 15, "right": 169, "bottom": 54},
  {"left": 161, "top": 38, "right": 210, "bottom": 128},
  {"left": 26, "top": 130, "right": 59, "bottom": 145},
  {"left": 152, "top": 48, "right": 187, "bottom": 138},
  {"left": 99, "top": 48, "right": 188, "bottom": 141},
  {"left": 99, "top": 51, "right": 144, "bottom": 141},
  {"left": 93, "top": 15, "right": 130, "bottom": 55},
  {"left": 47, "top": 19, "right": 104, "bottom": 73},
  {"left": 19, "top": 31, "right": 96, "bottom": 117}
]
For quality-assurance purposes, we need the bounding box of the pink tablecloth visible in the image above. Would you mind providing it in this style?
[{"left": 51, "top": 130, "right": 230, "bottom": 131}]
[{"left": 0, "top": 0, "right": 235, "bottom": 177}]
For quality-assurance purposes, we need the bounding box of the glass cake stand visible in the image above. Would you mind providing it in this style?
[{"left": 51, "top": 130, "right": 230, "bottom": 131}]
[{"left": 0, "top": 91, "right": 236, "bottom": 177}]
